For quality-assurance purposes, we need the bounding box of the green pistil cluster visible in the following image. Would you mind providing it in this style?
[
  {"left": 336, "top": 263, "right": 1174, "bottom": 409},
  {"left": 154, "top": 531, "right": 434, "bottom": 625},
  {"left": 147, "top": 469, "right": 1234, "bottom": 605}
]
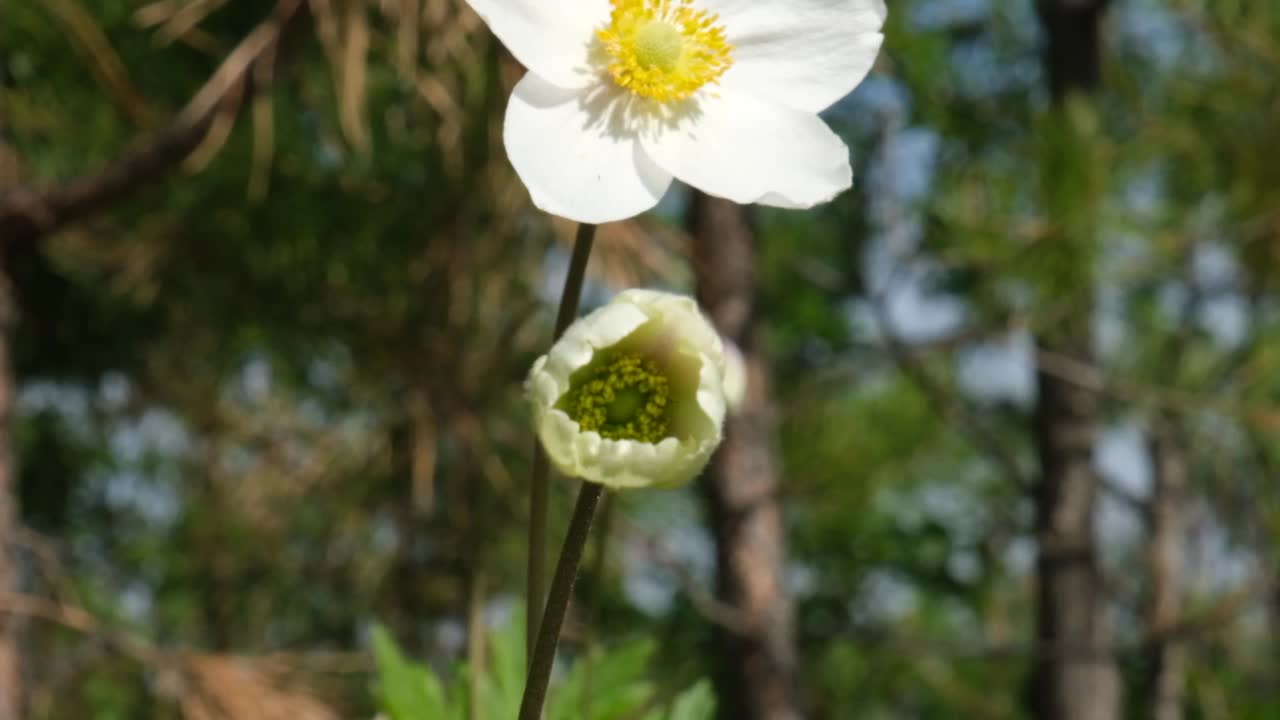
[{"left": 561, "top": 352, "right": 671, "bottom": 443}]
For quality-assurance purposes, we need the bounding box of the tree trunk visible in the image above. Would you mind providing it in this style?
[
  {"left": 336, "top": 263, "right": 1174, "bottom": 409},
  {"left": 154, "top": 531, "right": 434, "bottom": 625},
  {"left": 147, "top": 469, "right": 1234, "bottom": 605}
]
[
  {"left": 1030, "top": 2, "right": 1120, "bottom": 719},
  {"left": 0, "top": 80, "right": 24, "bottom": 719},
  {"left": 689, "top": 192, "right": 801, "bottom": 720},
  {"left": 0, "top": 253, "right": 22, "bottom": 720},
  {"left": 1031, "top": 352, "right": 1120, "bottom": 720},
  {"left": 1144, "top": 419, "right": 1186, "bottom": 720}
]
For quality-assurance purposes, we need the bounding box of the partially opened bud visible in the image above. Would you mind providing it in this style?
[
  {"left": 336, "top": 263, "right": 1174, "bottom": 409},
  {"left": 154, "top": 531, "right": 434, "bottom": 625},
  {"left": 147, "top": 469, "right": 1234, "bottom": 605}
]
[{"left": 526, "top": 289, "right": 728, "bottom": 489}]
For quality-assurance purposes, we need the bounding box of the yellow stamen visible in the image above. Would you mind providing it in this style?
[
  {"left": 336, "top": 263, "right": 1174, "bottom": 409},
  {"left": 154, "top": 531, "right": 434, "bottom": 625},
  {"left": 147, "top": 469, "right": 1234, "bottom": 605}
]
[
  {"left": 559, "top": 352, "right": 672, "bottom": 443},
  {"left": 597, "top": 0, "right": 733, "bottom": 103}
]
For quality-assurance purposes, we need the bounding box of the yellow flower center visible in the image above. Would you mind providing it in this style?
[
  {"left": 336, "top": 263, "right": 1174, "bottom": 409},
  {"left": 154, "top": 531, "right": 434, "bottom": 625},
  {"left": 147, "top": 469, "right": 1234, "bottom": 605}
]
[
  {"left": 597, "top": 0, "right": 733, "bottom": 103},
  {"left": 559, "top": 352, "right": 672, "bottom": 443}
]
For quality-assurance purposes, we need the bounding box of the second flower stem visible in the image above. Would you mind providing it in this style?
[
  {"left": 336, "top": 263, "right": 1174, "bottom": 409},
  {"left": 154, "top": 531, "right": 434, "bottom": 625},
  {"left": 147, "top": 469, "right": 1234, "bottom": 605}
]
[
  {"left": 519, "top": 481, "right": 605, "bottom": 720},
  {"left": 527, "top": 222, "right": 597, "bottom": 663}
]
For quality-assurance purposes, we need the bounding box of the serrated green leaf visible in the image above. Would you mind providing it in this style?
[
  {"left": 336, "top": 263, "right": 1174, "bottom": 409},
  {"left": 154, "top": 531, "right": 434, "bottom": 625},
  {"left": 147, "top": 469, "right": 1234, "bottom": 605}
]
[
  {"left": 487, "top": 607, "right": 527, "bottom": 718},
  {"left": 665, "top": 680, "right": 716, "bottom": 720},
  {"left": 371, "top": 624, "right": 454, "bottom": 720}
]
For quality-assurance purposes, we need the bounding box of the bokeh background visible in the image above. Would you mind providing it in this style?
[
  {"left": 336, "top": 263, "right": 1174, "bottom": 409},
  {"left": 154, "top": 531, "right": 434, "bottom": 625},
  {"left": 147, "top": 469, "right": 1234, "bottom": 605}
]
[{"left": 3, "top": 0, "right": 1279, "bottom": 718}]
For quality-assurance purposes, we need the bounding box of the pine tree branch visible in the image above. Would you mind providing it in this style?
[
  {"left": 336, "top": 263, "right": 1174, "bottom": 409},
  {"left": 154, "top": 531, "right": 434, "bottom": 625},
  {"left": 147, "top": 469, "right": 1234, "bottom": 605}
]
[{"left": 0, "top": 0, "right": 309, "bottom": 246}]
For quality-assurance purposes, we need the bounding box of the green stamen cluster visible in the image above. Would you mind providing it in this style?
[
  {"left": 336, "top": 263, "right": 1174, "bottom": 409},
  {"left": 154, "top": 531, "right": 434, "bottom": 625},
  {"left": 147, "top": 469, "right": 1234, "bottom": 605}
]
[
  {"left": 633, "top": 21, "right": 683, "bottom": 71},
  {"left": 561, "top": 352, "right": 671, "bottom": 442}
]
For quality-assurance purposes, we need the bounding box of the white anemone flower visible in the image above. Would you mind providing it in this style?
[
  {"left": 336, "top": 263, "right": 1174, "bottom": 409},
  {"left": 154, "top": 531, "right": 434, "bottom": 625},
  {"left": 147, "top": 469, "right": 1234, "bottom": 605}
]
[
  {"left": 526, "top": 289, "right": 728, "bottom": 489},
  {"left": 466, "top": 0, "right": 887, "bottom": 223}
]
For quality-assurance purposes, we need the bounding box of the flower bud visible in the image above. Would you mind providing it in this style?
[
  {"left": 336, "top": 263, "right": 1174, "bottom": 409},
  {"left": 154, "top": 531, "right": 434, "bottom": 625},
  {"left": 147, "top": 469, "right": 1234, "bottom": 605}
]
[{"left": 526, "top": 289, "right": 728, "bottom": 489}]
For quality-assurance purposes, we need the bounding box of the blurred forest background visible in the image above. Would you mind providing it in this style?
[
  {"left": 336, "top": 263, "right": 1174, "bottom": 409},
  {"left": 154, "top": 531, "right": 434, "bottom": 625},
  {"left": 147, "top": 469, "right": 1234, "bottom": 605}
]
[{"left": 2, "top": 0, "right": 1279, "bottom": 718}]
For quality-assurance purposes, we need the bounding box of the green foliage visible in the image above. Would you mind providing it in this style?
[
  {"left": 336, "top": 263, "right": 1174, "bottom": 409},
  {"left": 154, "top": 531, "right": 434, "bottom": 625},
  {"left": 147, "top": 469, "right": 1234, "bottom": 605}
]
[
  {"left": 371, "top": 625, "right": 458, "bottom": 720},
  {"left": 7, "top": 0, "right": 1280, "bottom": 718},
  {"left": 371, "top": 610, "right": 714, "bottom": 720}
]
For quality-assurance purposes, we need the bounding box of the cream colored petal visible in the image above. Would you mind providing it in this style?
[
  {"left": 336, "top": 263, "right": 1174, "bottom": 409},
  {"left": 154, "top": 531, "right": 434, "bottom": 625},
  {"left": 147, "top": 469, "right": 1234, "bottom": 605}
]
[
  {"left": 718, "top": 339, "right": 747, "bottom": 412},
  {"left": 530, "top": 300, "right": 653, "bottom": 405},
  {"left": 538, "top": 411, "right": 720, "bottom": 490},
  {"left": 616, "top": 289, "right": 725, "bottom": 369}
]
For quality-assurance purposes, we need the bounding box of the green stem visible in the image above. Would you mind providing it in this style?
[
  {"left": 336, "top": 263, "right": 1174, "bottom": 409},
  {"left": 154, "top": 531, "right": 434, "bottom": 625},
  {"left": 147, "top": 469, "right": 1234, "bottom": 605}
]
[
  {"left": 527, "top": 223, "right": 597, "bottom": 664},
  {"left": 519, "top": 482, "right": 605, "bottom": 720},
  {"left": 580, "top": 494, "right": 614, "bottom": 720}
]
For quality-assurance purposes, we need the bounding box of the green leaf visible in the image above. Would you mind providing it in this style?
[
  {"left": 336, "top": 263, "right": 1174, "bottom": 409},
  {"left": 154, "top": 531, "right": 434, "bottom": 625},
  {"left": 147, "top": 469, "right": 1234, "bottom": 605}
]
[
  {"left": 485, "top": 607, "right": 527, "bottom": 719},
  {"left": 665, "top": 680, "right": 716, "bottom": 720},
  {"left": 371, "top": 624, "right": 454, "bottom": 720},
  {"left": 550, "top": 638, "right": 657, "bottom": 720}
]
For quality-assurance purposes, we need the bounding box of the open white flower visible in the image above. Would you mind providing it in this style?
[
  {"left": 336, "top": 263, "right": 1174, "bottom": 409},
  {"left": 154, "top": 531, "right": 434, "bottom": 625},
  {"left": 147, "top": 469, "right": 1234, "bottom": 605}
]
[
  {"left": 526, "top": 289, "right": 727, "bottom": 489},
  {"left": 466, "top": 0, "right": 887, "bottom": 223}
]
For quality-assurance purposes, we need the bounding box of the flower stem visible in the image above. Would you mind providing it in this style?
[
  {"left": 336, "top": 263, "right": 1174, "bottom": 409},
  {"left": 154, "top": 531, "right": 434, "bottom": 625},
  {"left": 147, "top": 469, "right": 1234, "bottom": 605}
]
[
  {"left": 519, "top": 481, "right": 605, "bottom": 720},
  {"left": 527, "top": 223, "right": 597, "bottom": 664}
]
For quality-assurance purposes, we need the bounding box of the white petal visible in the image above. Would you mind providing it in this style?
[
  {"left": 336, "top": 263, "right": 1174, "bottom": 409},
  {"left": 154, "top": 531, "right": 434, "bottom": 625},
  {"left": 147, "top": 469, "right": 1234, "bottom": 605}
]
[
  {"left": 463, "top": 0, "right": 608, "bottom": 88},
  {"left": 707, "top": 0, "right": 885, "bottom": 113},
  {"left": 641, "top": 89, "right": 851, "bottom": 209},
  {"left": 504, "top": 76, "right": 673, "bottom": 223}
]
